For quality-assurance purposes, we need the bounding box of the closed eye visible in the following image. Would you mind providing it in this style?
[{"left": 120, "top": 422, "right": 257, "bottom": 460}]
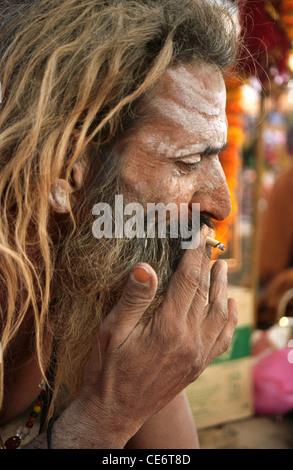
[{"left": 176, "top": 160, "right": 200, "bottom": 173}]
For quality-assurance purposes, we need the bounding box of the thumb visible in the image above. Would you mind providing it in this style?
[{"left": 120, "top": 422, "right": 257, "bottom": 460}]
[
  {"left": 105, "top": 263, "right": 158, "bottom": 336},
  {"left": 81, "top": 264, "right": 158, "bottom": 390}
]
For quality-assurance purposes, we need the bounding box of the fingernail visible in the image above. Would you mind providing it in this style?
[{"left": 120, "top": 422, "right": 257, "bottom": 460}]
[
  {"left": 203, "top": 225, "right": 210, "bottom": 237},
  {"left": 209, "top": 228, "right": 216, "bottom": 239},
  {"left": 132, "top": 266, "right": 151, "bottom": 285},
  {"left": 224, "top": 261, "right": 228, "bottom": 272}
]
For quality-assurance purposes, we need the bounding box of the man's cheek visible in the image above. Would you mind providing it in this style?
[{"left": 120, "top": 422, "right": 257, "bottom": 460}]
[
  {"left": 133, "top": 181, "right": 149, "bottom": 195},
  {"left": 120, "top": 163, "right": 150, "bottom": 198}
]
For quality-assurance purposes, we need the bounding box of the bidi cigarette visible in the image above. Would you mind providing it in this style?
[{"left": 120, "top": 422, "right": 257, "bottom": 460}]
[{"left": 206, "top": 236, "right": 225, "bottom": 252}]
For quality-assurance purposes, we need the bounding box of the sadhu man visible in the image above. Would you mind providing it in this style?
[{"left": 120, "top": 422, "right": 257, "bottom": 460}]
[{"left": 0, "top": 0, "right": 239, "bottom": 449}]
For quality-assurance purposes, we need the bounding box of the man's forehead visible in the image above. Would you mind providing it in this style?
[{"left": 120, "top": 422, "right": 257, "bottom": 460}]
[
  {"left": 143, "top": 63, "right": 227, "bottom": 147},
  {"left": 121, "top": 62, "right": 228, "bottom": 157},
  {"left": 155, "top": 62, "right": 226, "bottom": 111}
]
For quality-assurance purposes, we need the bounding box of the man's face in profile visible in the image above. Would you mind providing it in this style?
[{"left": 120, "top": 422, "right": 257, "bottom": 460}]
[
  {"left": 53, "top": 61, "right": 232, "bottom": 321},
  {"left": 117, "top": 61, "right": 231, "bottom": 225}
]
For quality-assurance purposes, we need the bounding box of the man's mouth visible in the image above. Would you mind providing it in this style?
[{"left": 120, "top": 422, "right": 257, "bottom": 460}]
[
  {"left": 188, "top": 203, "right": 214, "bottom": 228},
  {"left": 199, "top": 211, "right": 215, "bottom": 229}
]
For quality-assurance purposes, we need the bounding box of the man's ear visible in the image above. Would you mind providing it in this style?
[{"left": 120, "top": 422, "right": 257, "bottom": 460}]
[{"left": 49, "top": 160, "right": 87, "bottom": 214}]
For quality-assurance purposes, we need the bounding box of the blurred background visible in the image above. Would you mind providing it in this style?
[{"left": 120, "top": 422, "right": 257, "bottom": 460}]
[{"left": 186, "top": 0, "right": 293, "bottom": 449}]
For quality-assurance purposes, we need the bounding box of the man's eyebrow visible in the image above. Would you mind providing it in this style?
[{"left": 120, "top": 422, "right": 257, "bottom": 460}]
[
  {"left": 172, "top": 142, "right": 228, "bottom": 159},
  {"left": 201, "top": 143, "right": 228, "bottom": 156}
]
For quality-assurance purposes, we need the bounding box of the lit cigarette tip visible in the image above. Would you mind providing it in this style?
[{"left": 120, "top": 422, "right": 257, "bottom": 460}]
[
  {"left": 217, "top": 243, "right": 226, "bottom": 252},
  {"left": 206, "top": 236, "right": 226, "bottom": 252}
]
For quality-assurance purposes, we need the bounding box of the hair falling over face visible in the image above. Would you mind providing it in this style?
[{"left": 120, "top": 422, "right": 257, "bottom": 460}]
[{"left": 0, "top": 0, "right": 240, "bottom": 421}]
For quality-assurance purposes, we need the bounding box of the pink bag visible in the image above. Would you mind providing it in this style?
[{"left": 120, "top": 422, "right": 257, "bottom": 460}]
[{"left": 253, "top": 347, "right": 293, "bottom": 415}]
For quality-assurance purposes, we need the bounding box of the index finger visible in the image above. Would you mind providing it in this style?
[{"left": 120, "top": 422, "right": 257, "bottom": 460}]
[{"left": 206, "top": 259, "right": 229, "bottom": 321}]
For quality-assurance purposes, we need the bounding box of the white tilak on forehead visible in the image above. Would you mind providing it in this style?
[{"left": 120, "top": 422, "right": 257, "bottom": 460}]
[
  {"left": 153, "top": 97, "right": 226, "bottom": 137},
  {"left": 166, "top": 66, "right": 226, "bottom": 114}
]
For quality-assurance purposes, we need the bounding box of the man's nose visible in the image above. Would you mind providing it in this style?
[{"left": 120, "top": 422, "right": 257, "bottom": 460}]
[{"left": 191, "top": 161, "right": 232, "bottom": 221}]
